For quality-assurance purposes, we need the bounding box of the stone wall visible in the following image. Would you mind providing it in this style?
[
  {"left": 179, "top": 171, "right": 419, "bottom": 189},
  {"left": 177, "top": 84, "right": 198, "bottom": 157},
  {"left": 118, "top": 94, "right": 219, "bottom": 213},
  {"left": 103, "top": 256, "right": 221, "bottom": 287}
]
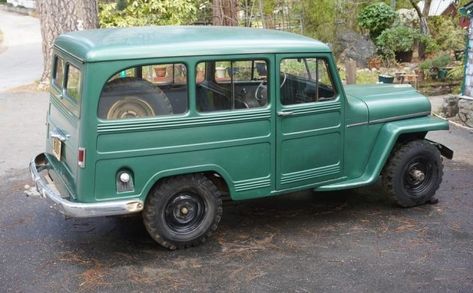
[{"left": 464, "top": 20, "right": 473, "bottom": 97}]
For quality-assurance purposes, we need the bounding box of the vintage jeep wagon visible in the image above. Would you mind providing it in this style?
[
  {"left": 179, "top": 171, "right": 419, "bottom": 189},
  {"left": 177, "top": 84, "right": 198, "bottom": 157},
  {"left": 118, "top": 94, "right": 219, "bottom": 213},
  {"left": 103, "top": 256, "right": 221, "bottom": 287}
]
[{"left": 30, "top": 26, "right": 453, "bottom": 249}]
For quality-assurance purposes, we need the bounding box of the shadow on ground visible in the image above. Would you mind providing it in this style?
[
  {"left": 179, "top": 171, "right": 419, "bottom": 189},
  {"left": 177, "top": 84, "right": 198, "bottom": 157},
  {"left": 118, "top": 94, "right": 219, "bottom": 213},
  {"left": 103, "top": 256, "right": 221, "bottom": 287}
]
[{"left": 1, "top": 159, "right": 472, "bottom": 292}]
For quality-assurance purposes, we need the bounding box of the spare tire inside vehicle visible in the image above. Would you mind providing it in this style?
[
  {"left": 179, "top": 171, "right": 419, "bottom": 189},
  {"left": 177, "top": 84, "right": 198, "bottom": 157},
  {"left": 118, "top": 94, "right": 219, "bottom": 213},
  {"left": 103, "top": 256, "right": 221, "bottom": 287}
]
[{"left": 98, "top": 77, "right": 173, "bottom": 120}]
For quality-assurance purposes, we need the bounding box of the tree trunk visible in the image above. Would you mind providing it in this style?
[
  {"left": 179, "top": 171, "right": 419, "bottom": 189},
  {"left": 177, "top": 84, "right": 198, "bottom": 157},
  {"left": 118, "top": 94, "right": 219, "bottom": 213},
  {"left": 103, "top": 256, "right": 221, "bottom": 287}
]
[
  {"left": 212, "top": 0, "right": 238, "bottom": 26},
  {"left": 409, "top": 0, "right": 431, "bottom": 59},
  {"left": 37, "top": 0, "right": 99, "bottom": 84}
]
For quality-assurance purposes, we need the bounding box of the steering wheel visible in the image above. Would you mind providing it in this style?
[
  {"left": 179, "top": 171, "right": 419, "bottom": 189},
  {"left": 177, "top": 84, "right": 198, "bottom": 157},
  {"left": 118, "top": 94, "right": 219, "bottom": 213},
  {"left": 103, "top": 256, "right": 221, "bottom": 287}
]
[
  {"left": 255, "top": 80, "right": 267, "bottom": 102},
  {"left": 280, "top": 72, "right": 287, "bottom": 88}
]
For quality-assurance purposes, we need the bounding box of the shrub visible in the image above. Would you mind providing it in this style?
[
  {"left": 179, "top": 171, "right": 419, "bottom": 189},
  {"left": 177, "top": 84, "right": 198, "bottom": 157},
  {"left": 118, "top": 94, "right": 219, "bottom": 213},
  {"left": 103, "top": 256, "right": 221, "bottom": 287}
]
[
  {"left": 429, "top": 17, "right": 467, "bottom": 52},
  {"left": 357, "top": 2, "right": 397, "bottom": 39},
  {"left": 376, "top": 26, "right": 419, "bottom": 61}
]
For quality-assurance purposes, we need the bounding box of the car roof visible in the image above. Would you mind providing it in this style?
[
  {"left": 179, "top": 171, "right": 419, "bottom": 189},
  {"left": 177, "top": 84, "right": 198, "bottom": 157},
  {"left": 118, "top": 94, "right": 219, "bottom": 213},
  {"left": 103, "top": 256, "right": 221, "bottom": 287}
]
[{"left": 54, "top": 26, "right": 331, "bottom": 63}]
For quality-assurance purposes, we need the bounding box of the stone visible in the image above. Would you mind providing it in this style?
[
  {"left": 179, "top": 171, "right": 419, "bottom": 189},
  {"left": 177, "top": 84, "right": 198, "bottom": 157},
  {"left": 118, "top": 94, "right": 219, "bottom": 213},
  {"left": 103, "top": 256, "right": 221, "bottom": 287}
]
[
  {"left": 337, "top": 30, "right": 376, "bottom": 68},
  {"left": 441, "top": 96, "right": 459, "bottom": 118}
]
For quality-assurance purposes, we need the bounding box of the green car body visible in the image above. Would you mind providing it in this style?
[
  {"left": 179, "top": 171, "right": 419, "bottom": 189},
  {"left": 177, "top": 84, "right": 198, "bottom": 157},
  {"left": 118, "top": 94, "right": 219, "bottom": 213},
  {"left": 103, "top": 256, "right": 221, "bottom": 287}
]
[{"left": 30, "top": 26, "right": 452, "bottom": 249}]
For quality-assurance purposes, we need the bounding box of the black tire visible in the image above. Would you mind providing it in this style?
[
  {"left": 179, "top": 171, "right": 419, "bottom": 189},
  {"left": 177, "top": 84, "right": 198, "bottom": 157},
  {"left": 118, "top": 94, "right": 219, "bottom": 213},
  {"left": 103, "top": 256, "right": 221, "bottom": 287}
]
[
  {"left": 142, "top": 174, "right": 223, "bottom": 250},
  {"left": 98, "top": 77, "right": 173, "bottom": 119},
  {"left": 382, "top": 140, "right": 443, "bottom": 207}
]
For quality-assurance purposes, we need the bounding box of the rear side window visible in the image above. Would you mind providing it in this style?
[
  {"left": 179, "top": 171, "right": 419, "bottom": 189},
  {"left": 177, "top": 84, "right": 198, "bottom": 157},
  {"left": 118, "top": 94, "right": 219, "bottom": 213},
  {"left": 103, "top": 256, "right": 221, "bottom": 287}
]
[
  {"left": 66, "top": 65, "right": 81, "bottom": 103},
  {"left": 51, "top": 55, "right": 82, "bottom": 117},
  {"left": 195, "top": 59, "right": 268, "bottom": 112},
  {"left": 99, "top": 63, "right": 188, "bottom": 120},
  {"left": 53, "top": 56, "right": 64, "bottom": 88}
]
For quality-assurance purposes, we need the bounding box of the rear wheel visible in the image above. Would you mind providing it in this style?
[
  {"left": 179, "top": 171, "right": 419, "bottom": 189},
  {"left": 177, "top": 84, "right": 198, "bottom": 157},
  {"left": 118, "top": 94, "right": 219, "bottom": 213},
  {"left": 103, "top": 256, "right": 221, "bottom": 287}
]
[
  {"left": 382, "top": 140, "right": 443, "bottom": 207},
  {"left": 142, "top": 174, "right": 222, "bottom": 250}
]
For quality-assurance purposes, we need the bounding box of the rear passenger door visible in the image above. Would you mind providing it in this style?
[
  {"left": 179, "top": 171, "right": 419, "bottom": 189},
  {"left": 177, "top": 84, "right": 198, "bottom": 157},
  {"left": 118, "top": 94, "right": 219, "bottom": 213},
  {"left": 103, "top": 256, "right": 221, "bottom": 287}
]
[{"left": 275, "top": 54, "right": 344, "bottom": 191}]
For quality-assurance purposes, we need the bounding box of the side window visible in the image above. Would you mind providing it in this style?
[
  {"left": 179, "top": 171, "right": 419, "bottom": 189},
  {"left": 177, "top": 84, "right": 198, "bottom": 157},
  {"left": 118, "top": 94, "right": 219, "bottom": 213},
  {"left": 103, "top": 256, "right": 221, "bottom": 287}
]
[
  {"left": 99, "top": 63, "right": 188, "bottom": 120},
  {"left": 53, "top": 56, "right": 64, "bottom": 89},
  {"left": 195, "top": 59, "right": 268, "bottom": 112},
  {"left": 280, "top": 58, "right": 336, "bottom": 105},
  {"left": 66, "top": 65, "right": 81, "bottom": 103}
]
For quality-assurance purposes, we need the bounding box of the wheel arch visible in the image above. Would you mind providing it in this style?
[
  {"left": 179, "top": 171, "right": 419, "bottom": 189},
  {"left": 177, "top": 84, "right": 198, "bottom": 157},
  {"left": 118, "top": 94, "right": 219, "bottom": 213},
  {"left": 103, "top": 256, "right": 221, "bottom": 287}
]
[
  {"left": 140, "top": 165, "right": 233, "bottom": 202},
  {"left": 366, "top": 116, "right": 449, "bottom": 181},
  {"left": 317, "top": 116, "right": 449, "bottom": 191}
]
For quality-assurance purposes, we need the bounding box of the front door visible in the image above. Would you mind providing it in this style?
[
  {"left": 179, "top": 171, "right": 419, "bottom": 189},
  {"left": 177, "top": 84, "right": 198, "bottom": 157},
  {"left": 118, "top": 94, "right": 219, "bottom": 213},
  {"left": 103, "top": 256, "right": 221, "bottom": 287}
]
[{"left": 275, "top": 54, "right": 344, "bottom": 190}]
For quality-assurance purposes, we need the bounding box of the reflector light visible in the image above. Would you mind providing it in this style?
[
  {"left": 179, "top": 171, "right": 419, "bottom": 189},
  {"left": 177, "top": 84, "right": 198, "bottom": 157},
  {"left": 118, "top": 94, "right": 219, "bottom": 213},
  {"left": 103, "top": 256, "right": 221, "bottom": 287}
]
[{"left": 78, "top": 147, "right": 86, "bottom": 168}]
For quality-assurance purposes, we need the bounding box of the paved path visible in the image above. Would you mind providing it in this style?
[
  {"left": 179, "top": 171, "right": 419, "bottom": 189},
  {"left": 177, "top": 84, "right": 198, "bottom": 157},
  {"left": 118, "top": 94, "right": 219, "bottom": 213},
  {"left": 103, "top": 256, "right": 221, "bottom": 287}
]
[
  {"left": 0, "top": 9, "right": 42, "bottom": 92},
  {"left": 0, "top": 10, "right": 46, "bottom": 176}
]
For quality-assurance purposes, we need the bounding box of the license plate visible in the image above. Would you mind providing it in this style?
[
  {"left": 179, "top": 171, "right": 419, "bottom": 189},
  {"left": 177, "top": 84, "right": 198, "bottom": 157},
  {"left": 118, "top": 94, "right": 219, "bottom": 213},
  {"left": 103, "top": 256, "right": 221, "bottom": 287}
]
[{"left": 52, "top": 137, "right": 62, "bottom": 161}]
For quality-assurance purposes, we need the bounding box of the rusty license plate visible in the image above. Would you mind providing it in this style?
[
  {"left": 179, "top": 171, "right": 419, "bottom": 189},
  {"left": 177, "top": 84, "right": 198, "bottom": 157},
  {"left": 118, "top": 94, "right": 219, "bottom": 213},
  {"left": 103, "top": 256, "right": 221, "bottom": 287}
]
[{"left": 52, "top": 137, "right": 62, "bottom": 161}]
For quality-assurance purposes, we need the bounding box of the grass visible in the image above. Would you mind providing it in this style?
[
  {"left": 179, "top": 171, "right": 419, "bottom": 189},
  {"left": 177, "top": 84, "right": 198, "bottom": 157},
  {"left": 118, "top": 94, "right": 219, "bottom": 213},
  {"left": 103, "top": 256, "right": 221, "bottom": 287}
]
[{"left": 337, "top": 67, "right": 379, "bottom": 84}]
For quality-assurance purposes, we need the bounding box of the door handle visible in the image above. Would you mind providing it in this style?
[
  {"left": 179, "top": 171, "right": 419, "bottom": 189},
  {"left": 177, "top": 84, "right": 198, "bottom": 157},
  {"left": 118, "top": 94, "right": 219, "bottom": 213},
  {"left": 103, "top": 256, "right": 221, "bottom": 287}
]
[
  {"left": 50, "top": 128, "right": 70, "bottom": 142},
  {"left": 277, "top": 111, "right": 294, "bottom": 117}
]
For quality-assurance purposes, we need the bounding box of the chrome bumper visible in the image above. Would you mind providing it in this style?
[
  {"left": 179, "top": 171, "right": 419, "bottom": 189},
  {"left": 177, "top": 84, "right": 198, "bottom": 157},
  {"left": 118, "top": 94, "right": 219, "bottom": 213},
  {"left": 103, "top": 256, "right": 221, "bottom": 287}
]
[{"left": 29, "top": 153, "right": 144, "bottom": 218}]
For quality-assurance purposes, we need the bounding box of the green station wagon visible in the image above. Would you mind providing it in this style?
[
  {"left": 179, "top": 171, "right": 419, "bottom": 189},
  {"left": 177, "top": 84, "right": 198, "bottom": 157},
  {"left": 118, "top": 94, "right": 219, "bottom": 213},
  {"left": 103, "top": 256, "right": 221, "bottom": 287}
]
[{"left": 30, "top": 26, "right": 453, "bottom": 249}]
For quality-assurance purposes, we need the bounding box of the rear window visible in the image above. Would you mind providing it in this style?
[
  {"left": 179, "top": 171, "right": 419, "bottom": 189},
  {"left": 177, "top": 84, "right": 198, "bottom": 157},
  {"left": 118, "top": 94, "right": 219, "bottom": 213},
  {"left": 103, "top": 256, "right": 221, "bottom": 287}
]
[
  {"left": 66, "top": 65, "right": 81, "bottom": 103},
  {"left": 98, "top": 63, "right": 188, "bottom": 120},
  {"left": 52, "top": 55, "right": 82, "bottom": 117},
  {"left": 53, "top": 57, "right": 64, "bottom": 89}
]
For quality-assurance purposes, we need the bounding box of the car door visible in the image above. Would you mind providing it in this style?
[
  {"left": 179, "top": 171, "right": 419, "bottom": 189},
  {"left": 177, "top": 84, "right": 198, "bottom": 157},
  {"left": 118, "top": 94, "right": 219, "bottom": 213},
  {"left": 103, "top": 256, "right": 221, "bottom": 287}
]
[{"left": 275, "top": 54, "right": 344, "bottom": 191}]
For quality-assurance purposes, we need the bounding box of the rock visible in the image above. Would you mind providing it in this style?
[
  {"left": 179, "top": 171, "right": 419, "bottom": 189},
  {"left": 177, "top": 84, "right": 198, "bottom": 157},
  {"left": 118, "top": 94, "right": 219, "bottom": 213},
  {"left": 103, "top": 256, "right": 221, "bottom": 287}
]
[
  {"left": 457, "top": 98, "right": 473, "bottom": 127},
  {"left": 441, "top": 96, "right": 459, "bottom": 118},
  {"left": 337, "top": 30, "right": 376, "bottom": 68}
]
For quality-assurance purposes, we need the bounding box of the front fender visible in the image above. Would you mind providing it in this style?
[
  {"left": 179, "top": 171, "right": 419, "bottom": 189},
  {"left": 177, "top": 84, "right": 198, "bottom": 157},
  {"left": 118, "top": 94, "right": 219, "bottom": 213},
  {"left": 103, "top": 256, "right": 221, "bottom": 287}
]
[{"left": 316, "top": 115, "right": 449, "bottom": 191}]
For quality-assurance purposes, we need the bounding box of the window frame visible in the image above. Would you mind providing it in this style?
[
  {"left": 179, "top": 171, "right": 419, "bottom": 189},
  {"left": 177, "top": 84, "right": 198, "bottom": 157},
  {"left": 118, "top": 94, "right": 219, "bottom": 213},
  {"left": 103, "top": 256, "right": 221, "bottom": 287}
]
[{"left": 278, "top": 55, "right": 339, "bottom": 106}]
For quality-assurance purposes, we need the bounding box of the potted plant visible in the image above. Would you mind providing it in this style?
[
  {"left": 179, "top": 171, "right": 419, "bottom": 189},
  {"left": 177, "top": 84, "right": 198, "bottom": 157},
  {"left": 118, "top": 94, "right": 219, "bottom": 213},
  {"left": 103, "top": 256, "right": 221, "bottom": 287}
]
[
  {"left": 154, "top": 65, "right": 167, "bottom": 78},
  {"left": 378, "top": 74, "right": 395, "bottom": 83},
  {"left": 419, "top": 59, "right": 433, "bottom": 80},
  {"left": 432, "top": 55, "right": 451, "bottom": 81}
]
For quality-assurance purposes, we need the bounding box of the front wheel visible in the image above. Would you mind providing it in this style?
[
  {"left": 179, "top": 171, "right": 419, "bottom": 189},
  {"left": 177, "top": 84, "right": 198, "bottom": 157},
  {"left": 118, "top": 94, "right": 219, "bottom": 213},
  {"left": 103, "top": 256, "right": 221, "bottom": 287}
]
[
  {"left": 142, "top": 174, "right": 222, "bottom": 250},
  {"left": 382, "top": 140, "right": 443, "bottom": 207}
]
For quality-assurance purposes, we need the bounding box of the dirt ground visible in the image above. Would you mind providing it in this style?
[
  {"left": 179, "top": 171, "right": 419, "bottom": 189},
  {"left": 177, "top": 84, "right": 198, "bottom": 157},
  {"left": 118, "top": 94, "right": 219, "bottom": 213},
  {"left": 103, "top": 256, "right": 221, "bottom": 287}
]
[{"left": 1, "top": 124, "right": 472, "bottom": 292}]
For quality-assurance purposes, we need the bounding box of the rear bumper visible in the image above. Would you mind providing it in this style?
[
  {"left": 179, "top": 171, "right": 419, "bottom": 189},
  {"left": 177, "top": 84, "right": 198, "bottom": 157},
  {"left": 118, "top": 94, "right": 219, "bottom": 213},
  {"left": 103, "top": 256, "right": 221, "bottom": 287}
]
[{"left": 29, "top": 153, "right": 143, "bottom": 218}]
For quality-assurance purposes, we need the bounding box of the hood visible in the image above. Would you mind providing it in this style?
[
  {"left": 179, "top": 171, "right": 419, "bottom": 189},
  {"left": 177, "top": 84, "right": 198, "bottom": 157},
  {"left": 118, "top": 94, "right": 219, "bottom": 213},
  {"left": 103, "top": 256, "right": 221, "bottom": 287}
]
[{"left": 344, "top": 84, "right": 431, "bottom": 123}]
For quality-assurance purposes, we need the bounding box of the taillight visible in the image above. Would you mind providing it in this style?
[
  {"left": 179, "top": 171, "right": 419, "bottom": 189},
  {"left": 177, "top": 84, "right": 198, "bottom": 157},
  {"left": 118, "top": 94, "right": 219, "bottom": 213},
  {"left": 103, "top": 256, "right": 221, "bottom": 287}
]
[{"left": 78, "top": 147, "right": 86, "bottom": 168}]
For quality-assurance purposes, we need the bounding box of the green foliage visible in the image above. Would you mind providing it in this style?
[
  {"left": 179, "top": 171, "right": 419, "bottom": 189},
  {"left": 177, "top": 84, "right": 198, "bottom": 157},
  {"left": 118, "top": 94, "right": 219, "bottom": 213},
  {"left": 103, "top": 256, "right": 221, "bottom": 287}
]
[
  {"left": 420, "top": 54, "right": 452, "bottom": 76},
  {"left": 116, "top": 0, "right": 127, "bottom": 11},
  {"left": 357, "top": 2, "right": 397, "bottom": 39},
  {"left": 338, "top": 68, "right": 379, "bottom": 84},
  {"left": 447, "top": 64, "right": 464, "bottom": 80},
  {"left": 419, "top": 59, "right": 433, "bottom": 71},
  {"left": 99, "top": 0, "right": 198, "bottom": 27},
  {"left": 429, "top": 16, "right": 467, "bottom": 52},
  {"left": 301, "top": 0, "right": 336, "bottom": 43},
  {"left": 431, "top": 54, "right": 451, "bottom": 68},
  {"left": 376, "top": 26, "right": 420, "bottom": 61}
]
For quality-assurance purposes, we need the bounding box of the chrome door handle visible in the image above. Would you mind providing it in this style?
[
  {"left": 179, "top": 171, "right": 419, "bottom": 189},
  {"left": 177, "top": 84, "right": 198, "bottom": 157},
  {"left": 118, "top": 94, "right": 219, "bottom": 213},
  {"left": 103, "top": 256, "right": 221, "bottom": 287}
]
[
  {"left": 50, "top": 128, "right": 70, "bottom": 142},
  {"left": 277, "top": 111, "right": 294, "bottom": 117}
]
